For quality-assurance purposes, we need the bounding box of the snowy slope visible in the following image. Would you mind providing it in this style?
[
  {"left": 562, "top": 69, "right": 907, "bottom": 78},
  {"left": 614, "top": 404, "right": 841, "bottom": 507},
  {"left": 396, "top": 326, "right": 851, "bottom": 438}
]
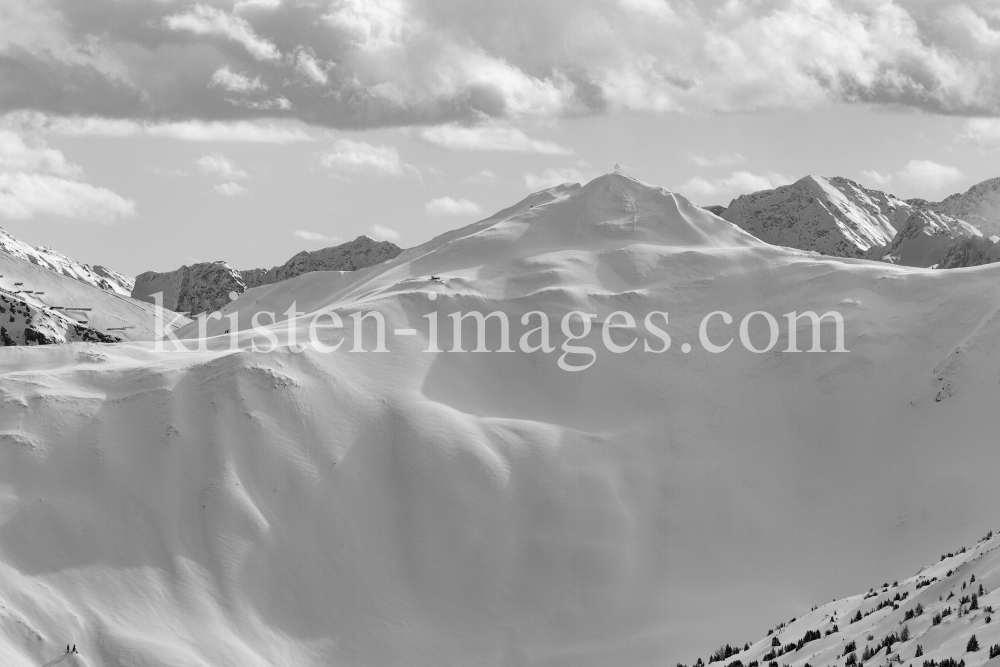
[
  {"left": 923, "top": 177, "right": 1000, "bottom": 239},
  {"left": 0, "top": 227, "right": 134, "bottom": 296},
  {"left": 132, "top": 261, "right": 246, "bottom": 315},
  {"left": 0, "top": 253, "right": 189, "bottom": 342},
  {"left": 0, "top": 290, "right": 120, "bottom": 345},
  {"left": 721, "top": 176, "right": 903, "bottom": 258},
  {"left": 240, "top": 235, "right": 402, "bottom": 288},
  {"left": 687, "top": 530, "right": 1000, "bottom": 667},
  {"left": 4, "top": 175, "right": 1000, "bottom": 666}
]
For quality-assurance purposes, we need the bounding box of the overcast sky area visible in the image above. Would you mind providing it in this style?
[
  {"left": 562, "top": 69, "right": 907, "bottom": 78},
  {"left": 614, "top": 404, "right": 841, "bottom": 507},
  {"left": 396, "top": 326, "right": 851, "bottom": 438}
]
[{"left": 2, "top": 0, "right": 1000, "bottom": 275}]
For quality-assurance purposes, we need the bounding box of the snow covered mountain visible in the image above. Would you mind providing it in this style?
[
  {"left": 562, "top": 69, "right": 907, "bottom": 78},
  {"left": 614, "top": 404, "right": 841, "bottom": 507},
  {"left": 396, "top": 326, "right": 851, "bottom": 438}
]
[
  {"left": 0, "top": 252, "right": 190, "bottom": 343},
  {"left": 0, "top": 226, "right": 134, "bottom": 295},
  {"left": 4, "top": 174, "right": 1000, "bottom": 666},
  {"left": 938, "top": 236, "right": 1000, "bottom": 269},
  {"left": 717, "top": 176, "right": 982, "bottom": 268},
  {"left": 241, "top": 235, "right": 401, "bottom": 288},
  {"left": 133, "top": 236, "right": 402, "bottom": 315},
  {"left": 132, "top": 260, "right": 246, "bottom": 315},
  {"left": 921, "top": 177, "right": 1000, "bottom": 240},
  {"left": 720, "top": 175, "right": 902, "bottom": 258},
  {"left": 0, "top": 290, "right": 120, "bottom": 345},
  {"left": 685, "top": 530, "right": 1000, "bottom": 667},
  {"left": 877, "top": 209, "right": 983, "bottom": 268}
]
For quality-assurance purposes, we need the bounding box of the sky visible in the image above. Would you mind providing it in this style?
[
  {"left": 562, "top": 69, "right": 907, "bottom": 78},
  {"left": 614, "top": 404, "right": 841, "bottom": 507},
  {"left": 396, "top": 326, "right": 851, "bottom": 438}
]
[{"left": 1, "top": 0, "right": 1000, "bottom": 276}]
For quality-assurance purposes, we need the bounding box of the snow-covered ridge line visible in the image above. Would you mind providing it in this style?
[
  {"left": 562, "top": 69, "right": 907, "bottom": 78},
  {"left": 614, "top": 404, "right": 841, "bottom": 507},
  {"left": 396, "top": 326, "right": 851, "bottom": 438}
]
[
  {"left": 0, "top": 227, "right": 134, "bottom": 295},
  {"left": 685, "top": 530, "right": 1000, "bottom": 667},
  {"left": 715, "top": 175, "right": 997, "bottom": 269},
  {"left": 132, "top": 235, "right": 402, "bottom": 314}
]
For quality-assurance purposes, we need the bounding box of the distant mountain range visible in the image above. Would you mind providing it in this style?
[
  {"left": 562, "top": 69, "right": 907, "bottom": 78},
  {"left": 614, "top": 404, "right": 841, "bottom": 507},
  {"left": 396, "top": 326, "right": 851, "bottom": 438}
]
[
  {"left": 713, "top": 175, "right": 997, "bottom": 268},
  {"left": 131, "top": 235, "right": 403, "bottom": 315}
]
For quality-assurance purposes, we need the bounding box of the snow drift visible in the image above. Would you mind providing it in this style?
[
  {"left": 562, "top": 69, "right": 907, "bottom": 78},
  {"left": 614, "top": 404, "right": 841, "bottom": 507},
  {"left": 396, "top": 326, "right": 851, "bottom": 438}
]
[{"left": 2, "top": 175, "right": 1000, "bottom": 666}]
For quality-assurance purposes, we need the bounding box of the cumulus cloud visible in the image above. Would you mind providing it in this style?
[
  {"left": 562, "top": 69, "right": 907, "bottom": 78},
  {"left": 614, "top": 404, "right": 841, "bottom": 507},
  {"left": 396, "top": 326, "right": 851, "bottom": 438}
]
[
  {"left": 860, "top": 170, "right": 895, "bottom": 188},
  {"left": 955, "top": 118, "right": 1000, "bottom": 150},
  {"left": 5, "top": 0, "right": 1000, "bottom": 127},
  {"left": 0, "top": 130, "right": 134, "bottom": 222},
  {"left": 294, "top": 230, "right": 339, "bottom": 243},
  {"left": 209, "top": 66, "right": 267, "bottom": 93},
  {"left": 421, "top": 124, "right": 571, "bottom": 154},
  {"left": 369, "top": 224, "right": 401, "bottom": 241},
  {"left": 293, "top": 48, "right": 331, "bottom": 85},
  {"left": 164, "top": 5, "right": 281, "bottom": 61},
  {"left": 523, "top": 167, "right": 595, "bottom": 191},
  {"left": 0, "top": 130, "right": 81, "bottom": 178},
  {"left": 320, "top": 139, "right": 417, "bottom": 177},
  {"left": 214, "top": 181, "right": 248, "bottom": 196},
  {"left": 196, "top": 153, "right": 248, "bottom": 179},
  {"left": 675, "top": 171, "right": 794, "bottom": 201},
  {"left": 896, "top": 159, "right": 965, "bottom": 192},
  {"left": 424, "top": 197, "right": 483, "bottom": 216}
]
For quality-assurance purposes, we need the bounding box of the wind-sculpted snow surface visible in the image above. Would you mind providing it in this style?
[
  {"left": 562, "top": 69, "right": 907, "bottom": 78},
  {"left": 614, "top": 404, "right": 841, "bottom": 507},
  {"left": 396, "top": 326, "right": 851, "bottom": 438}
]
[{"left": 3, "top": 175, "right": 1000, "bottom": 666}]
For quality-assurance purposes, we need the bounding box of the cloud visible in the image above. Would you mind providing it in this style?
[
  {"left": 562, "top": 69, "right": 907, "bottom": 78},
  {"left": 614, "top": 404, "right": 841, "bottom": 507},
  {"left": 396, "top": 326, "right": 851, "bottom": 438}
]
[
  {"left": 0, "top": 172, "right": 135, "bottom": 223},
  {"left": 320, "top": 139, "right": 417, "bottom": 177},
  {"left": 424, "top": 196, "right": 483, "bottom": 216},
  {"left": 2, "top": 112, "right": 314, "bottom": 143},
  {"left": 294, "top": 230, "right": 339, "bottom": 243},
  {"left": 860, "top": 170, "right": 894, "bottom": 188},
  {"left": 955, "top": 118, "right": 1000, "bottom": 150},
  {"left": 687, "top": 152, "right": 745, "bottom": 168},
  {"left": 675, "top": 171, "right": 793, "bottom": 201},
  {"left": 523, "top": 167, "right": 594, "bottom": 191},
  {"left": 0, "top": 130, "right": 81, "bottom": 178},
  {"left": 7, "top": 0, "right": 1000, "bottom": 128},
  {"left": 896, "top": 159, "right": 965, "bottom": 192},
  {"left": 214, "top": 182, "right": 248, "bottom": 196},
  {"left": 196, "top": 153, "right": 248, "bottom": 179},
  {"left": 369, "top": 224, "right": 401, "bottom": 241},
  {"left": 421, "top": 124, "right": 571, "bottom": 154},
  {"left": 0, "top": 129, "right": 135, "bottom": 222},
  {"left": 164, "top": 5, "right": 281, "bottom": 61},
  {"left": 293, "top": 48, "right": 331, "bottom": 85},
  {"left": 209, "top": 66, "right": 267, "bottom": 93},
  {"left": 463, "top": 169, "right": 497, "bottom": 184},
  {"left": 228, "top": 97, "right": 293, "bottom": 111}
]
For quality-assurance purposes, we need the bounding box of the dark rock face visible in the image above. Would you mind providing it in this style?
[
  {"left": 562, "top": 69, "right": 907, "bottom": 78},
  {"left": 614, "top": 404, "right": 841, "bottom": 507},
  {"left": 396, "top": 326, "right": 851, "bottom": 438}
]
[
  {"left": 702, "top": 205, "right": 727, "bottom": 216},
  {"left": 937, "top": 236, "right": 1000, "bottom": 269},
  {"left": 241, "top": 236, "right": 403, "bottom": 289},
  {"left": 132, "top": 236, "right": 403, "bottom": 315},
  {"left": 132, "top": 261, "right": 246, "bottom": 316}
]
